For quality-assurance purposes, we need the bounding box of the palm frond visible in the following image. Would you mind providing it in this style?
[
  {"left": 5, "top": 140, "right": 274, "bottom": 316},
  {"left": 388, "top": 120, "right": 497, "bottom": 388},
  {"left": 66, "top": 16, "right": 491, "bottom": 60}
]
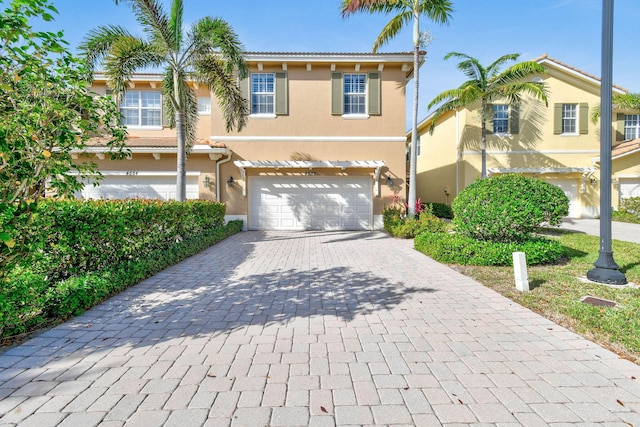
[
  {"left": 193, "top": 56, "right": 248, "bottom": 132},
  {"left": 79, "top": 25, "right": 133, "bottom": 79},
  {"left": 490, "top": 61, "right": 546, "bottom": 89},
  {"left": 341, "top": 0, "right": 403, "bottom": 17},
  {"left": 445, "top": 52, "right": 484, "bottom": 82},
  {"left": 417, "top": 0, "right": 454, "bottom": 25},
  {"left": 169, "top": 0, "right": 183, "bottom": 50},
  {"left": 190, "top": 17, "right": 247, "bottom": 78},
  {"left": 119, "top": 0, "right": 176, "bottom": 53},
  {"left": 373, "top": 11, "right": 412, "bottom": 52},
  {"left": 486, "top": 53, "right": 520, "bottom": 79},
  {"left": 500, "top": 81, "right": 549, "bottom": 106}
]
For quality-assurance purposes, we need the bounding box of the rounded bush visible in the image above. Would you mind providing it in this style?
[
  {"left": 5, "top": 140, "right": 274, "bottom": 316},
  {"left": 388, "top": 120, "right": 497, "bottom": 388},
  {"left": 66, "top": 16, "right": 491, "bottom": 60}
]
[
  {"left": 452, "top": 174, "right": 569, "bottom": 242},
  {"left": 414, "top": 232, "right": 563, "bottom": 266}
]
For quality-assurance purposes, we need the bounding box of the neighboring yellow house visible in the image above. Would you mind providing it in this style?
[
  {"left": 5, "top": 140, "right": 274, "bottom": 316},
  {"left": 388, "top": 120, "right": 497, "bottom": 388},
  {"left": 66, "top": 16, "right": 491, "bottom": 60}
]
[
  {"left": 413, "top": 54, "right": 639, "bottom": 218},
  {"left": 76, "top": 52, "right": 418, "bottom": 230}
]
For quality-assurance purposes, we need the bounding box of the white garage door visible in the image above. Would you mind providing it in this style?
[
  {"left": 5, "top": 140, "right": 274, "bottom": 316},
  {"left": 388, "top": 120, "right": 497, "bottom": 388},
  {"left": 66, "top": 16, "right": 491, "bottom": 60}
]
[
  {"left": 552, "top": 179, "right": 580, "bottom": 218},
  {"left": 248, "top": 177, "right": 373, "bottom": 231},
  {"left": 79, "top": 174, "right": 199, "bottom": 200},
  {"left": 619, "top": 178, "right": 640, "bottom": 200}
]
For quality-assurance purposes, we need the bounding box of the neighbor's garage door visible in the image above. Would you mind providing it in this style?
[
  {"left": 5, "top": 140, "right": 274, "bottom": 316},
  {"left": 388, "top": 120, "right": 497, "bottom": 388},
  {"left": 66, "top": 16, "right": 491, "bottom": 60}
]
[
  {"left": 79, "top": 174, "right": 199, "bottom": 200},
  {"left": 619, "top": 178, "right": 640, "bottom": 200},
  {"left": 248, "top": 177, "right": 373, "bottom": 231},
  {"left": 552, "top": 179, "right": 580, "bottom": 218}
]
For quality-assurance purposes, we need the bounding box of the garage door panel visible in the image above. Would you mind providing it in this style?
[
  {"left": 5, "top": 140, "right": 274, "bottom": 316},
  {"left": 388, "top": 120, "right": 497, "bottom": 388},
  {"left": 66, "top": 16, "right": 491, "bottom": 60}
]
[
  {"left": 620, "top": 179, "right": 640, "bottom": 199},
  {"left": 553, "top": 179, "right": 579, "bottom": 218},
  {"left": 79, "top": 175, "right": 197, "bottom": 201},
  {"left": 249, "top": 177, "right": 372, "bottom": 231}
]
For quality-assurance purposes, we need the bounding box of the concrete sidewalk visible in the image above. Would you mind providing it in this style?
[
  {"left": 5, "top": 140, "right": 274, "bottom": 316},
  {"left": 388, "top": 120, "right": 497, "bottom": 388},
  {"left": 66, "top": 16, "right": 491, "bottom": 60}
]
[
  {"left": 1, "top": 231, "right": 639, "bottom": 426},
  {"left": 560, "top": 218, "right": 640, "bottom": 243}
]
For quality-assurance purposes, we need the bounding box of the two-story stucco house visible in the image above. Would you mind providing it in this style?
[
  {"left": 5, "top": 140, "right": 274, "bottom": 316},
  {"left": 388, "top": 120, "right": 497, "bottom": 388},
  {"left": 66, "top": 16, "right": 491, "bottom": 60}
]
[
  {"left": 77, "top": 52, "right": 418, "bottom": 230},
  {"left": 413, "top": 54, "right": 639, "bottom": 218}
]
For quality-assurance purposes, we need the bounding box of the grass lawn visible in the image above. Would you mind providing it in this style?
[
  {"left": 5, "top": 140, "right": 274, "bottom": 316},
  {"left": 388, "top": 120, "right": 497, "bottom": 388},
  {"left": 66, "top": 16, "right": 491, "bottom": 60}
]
[{"left": 450, "top": 230, "right": 640, "bottom": 364}]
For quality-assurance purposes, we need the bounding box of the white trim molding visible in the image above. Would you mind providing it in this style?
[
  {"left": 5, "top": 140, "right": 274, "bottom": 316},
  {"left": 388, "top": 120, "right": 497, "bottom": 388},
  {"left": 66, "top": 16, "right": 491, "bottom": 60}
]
[
  {"left": 464, "top": 149, "right": 600, "bottom": 155},
  {"left": 211, "top": 136, "right": 406, "bottom": 143}
]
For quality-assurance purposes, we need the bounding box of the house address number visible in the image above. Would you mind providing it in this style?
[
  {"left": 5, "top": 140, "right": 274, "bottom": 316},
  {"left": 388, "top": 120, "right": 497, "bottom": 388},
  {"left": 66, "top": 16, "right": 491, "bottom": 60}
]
[{"left": 126, "top": 171, "right": 139, "bottom": 176}]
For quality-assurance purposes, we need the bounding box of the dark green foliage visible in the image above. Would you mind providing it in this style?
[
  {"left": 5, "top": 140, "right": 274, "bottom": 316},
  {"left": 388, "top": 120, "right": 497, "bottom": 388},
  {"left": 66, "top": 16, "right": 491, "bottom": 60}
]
[
  {"left": 613, "top": 197, "right": 640, "bottom": 224},
  {"left": 1, "top": 199, "right": 240, "bottom": 337},
  {"left": 423, "top": 202, "right": 453, "bottom": 219},
  {"left": 414, "top": 232, "right": 564, "bottom": 266},
  {"left": 383, "top": 205, "right": 447, "bottom": 238},
  {"left": 452, "top": 174, "right": 569, "bottom": 243}
]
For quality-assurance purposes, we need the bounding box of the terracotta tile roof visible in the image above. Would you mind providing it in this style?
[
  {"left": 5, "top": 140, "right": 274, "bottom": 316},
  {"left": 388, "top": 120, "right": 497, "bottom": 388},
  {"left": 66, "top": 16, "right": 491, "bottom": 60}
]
[
  {"left": 535, "top": 53, "right": 628, "bottom": 92},
  {"left": 612, "top": 138, "right": 640, "bottom": 158}
]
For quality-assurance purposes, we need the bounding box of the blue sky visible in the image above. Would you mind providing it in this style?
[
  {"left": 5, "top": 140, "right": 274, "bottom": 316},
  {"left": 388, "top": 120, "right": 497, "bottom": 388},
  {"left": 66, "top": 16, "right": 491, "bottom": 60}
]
[{"left": 34, "top": 0, "right": 640, "bottom": 128}]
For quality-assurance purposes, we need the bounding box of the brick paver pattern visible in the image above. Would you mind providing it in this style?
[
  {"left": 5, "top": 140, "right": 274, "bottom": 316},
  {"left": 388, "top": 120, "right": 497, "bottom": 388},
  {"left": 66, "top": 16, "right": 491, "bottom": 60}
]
[{"left": 1, "top": 231, "right": 640, "bottom": 426}]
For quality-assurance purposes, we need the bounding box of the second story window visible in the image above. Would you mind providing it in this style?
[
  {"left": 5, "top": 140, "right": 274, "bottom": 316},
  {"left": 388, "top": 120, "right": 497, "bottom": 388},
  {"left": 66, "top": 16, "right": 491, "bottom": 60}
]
[
  {"left": 493, "top": 104, "right": 509, "bottom": 134},
  {"left": 251, "top": 73, "right": 275, "bottom": 115},
  {"left": 198, "top": 97, "right": 211, "bottom": 115},
  {"left": 120, "top": 90, "right": 162, "bottom": 127},
  {"left": 625, "top": 114, "right": 640, "bottom": 140},
  {"left": 562, "top": 104, "right": 577, "bottom": 134},
  {"left": 344, "top": 74, "right": 366, "bottom": 115}
]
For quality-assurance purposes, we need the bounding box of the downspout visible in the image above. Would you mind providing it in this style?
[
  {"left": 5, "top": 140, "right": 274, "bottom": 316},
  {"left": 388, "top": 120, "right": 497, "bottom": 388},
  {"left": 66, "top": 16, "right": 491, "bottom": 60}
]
[
  {"left": 455, "top": 110, "right": 460, "bottom": 195},
  {"left": 216, "top": 150, "right": 233, "bottom": 202}
]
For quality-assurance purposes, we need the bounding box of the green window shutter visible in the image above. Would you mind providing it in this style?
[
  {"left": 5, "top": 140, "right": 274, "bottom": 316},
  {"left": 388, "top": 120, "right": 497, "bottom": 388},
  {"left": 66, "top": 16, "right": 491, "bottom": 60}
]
[
  {"left": 579, "top": 102, "right": 589, "bottom": 134},
  {"left": 368, "top": 71, "right": 381, "bottom": 115},
  {"left": 616, "top": 113, "right": 626, "bottom": 141},
  {"left": 239, "top": 76, "right": 250, "bottom": 111},
  {"left": 553, "top": 103, "right": 563, "bottom": 134},
  {"left": 331, "top": 72, "right": 343, "bottom": 115},
  {"left": 275, "top": 72, "right": 288, "bottom": 115},
  {"left": 510, "top": 104, "right": 520, "bottom": 134}
]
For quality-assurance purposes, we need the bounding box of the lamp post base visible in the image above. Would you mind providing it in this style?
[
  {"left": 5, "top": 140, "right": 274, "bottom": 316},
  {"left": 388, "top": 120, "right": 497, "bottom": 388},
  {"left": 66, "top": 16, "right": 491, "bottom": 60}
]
[{"left": 587, "top": 251, "right": 627, "bottom": 285}]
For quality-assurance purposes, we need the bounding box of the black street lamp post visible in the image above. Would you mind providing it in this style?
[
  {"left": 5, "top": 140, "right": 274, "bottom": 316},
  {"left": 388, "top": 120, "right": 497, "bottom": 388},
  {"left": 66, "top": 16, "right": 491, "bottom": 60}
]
[{"left": 587, "top": 0, "right": 627, "bottom": 285}]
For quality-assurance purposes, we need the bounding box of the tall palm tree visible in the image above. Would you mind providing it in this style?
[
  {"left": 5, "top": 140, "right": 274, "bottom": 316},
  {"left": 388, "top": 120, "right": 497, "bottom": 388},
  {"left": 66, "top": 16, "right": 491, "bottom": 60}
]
[
  {"left": 80, "top": 0, "right": 247, "bottom": 201},
  {"left": 341, "top": 0, "right": 453, "bottom": 217},
  {"left": 428, "top": 52, "right": 548, "bottom": 179}
]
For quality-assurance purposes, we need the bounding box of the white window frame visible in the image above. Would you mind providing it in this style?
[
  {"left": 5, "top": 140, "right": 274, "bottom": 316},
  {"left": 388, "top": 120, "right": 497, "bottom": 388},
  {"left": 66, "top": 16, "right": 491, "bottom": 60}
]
[
  {"left": 250, "top": 73, "right": 275, "bottom": 117},
  {"left": 493, "top": 104, "right": 509, "bottom": 134},
  {"left": 562, "top": 104, "right": 578, "bottom": 135},
  {"left": 198, "top": 97, "right": 211, "bottom": 115},
  {"left": 624, "top": 114, "right": 640, "bottom": 141},
  {"left": 120, "top": 90, "right": 162, "bottom": 129},
  {"left": 343, "top": 73, "right": 367, "bottom": 117}
]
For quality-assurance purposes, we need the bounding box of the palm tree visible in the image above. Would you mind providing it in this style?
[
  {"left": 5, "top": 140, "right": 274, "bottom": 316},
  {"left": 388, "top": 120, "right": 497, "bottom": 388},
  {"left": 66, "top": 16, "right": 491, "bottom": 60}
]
[
  {"left": 80, "top": 0, "right": 247, "bottom": 201},
  {"left": 341, "top": 0, "right": 453, "bottom": 217},
  {"left": 428, "top": 52, "right": 548, "bottom": 178}
]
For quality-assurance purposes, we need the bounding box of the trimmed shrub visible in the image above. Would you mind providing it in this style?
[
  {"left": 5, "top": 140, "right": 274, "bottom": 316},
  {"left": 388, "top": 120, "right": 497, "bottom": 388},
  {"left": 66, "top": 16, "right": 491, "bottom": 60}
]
[
  {"left": 1, "top": 198, "right": 240, "bottom": 338},
  {"left": 414, "top": 232, "right": 564, "bottom": 266},
  {"left": 383, "top": 205, "right": 447, "bottom": 238},
  {"left": 452, "top": 174, "right": 569, "bottom": 243},
  {"left": 613, "top": 197, "right": 640, "bottom": 224},
  {"left": 423, "top": 202, "right": 453, "bottom": 219}
]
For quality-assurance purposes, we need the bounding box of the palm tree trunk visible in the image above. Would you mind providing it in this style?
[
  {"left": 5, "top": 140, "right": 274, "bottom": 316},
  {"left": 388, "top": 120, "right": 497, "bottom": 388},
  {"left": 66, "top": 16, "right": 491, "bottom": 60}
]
[
  {"left": 175, "top": 109, "right": 187, "bottom": 201},
  {"left": 481, "top": 121, "right": 487, "bottom": 179},
  {"left": 407, "top": 7, "right": 420, "bottom": 217}
]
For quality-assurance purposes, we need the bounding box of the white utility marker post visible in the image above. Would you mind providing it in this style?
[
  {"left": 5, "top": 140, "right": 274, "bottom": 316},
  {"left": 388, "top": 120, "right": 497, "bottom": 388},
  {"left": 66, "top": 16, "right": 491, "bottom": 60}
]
[{"left": 513, "top": 252, "right": 529, "bottom": 292}]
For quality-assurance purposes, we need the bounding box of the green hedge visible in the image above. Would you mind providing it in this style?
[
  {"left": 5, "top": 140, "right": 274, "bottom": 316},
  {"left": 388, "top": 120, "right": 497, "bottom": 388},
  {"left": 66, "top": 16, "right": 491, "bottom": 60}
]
[
  {"left": 414, "top": 232, "right": 564, "bottom": 266},
  {"left": 1, "top": 199, "right": 240, "bottom": 337},
  {"left": 613, "top": 197, "right": 640, "bottom": 224},
  {"left": 423, "top": 202, "right": 453, "bottom": 219},
  {"left": 383, "top": 205, "right": 447, "bottom": 238}
]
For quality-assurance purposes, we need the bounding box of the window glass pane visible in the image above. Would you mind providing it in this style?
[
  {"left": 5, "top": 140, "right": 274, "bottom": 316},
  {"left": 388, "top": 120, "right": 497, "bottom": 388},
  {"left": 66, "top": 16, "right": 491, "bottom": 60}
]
[
  {"left": 119, "top": 90, "right": 162, "bottom": 127},
  {"left": 198, "top": 97, "right": 211, "bottom": 114},
  {"left": 344, "top": 74, "right": 366, "bottom": 115},
  {"left": 625, "top": 114, "right": 639, "bottom": 140},
  {"left": 251, "top": 73, "right": 275, "bottom": 114},
  {"left": 562, "top": 104, "right": 577, "bottom": 134},
  {"left": 493, "top": 104, "right": 509, "bottom": 133}
]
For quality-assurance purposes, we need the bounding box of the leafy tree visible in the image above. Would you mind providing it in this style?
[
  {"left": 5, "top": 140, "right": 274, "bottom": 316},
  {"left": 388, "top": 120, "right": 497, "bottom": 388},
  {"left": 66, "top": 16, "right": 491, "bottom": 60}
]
[
  {"left": 0, "top": 0, "right": 127, "bottom": 253},
  {"left": 428, "top": 52, "right": 548, "bottom": 178},
  {"left": 591, "top": 92, "right": 640, "bottom": 123},
  {"left": 341, "top": 0, "right": 453, "bottom": 217},
  {"left": 0, "top": 0, "right": 127, "bottom": 205},
  {"left": 81, "top": 0, "right": 248, "bottom": 201}
]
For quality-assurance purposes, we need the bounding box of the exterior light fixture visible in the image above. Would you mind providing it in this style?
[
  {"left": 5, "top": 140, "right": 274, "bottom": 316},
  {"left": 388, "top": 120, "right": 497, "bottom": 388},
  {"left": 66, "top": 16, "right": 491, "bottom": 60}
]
[
  {"left": 227, "top": 176, "right": 234, "bottom": 187},
  {"left": 204, "top": 176, "right": 211, "bottom": 187},
  {"left": 386, "top": 175, "right": 393, "bottom": 187}
]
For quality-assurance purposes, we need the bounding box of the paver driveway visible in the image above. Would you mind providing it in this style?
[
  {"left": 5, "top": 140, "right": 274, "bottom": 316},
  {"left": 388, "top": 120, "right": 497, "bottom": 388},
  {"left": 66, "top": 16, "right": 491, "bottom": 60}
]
[{"left": 1, "top": 231, "right": 640, "bottom": 426}]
